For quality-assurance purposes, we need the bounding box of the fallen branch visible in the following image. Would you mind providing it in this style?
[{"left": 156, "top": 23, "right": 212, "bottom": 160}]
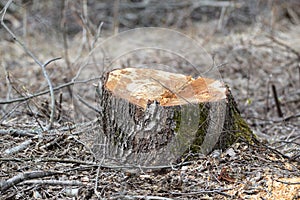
[
  {"left": 41, "top": 157, "right": 193, "bottom": 170},
  {"left": 0, "top": 156, "right": 193, "bottom": 171},
  {"left": 280, "top": 112, "right": 300, "bottom": 122},
  {"left": 20, "top": 179, "right": 85, "bottom": 186},
  {"left": 94, "top": 159, "right": 104, "bottom": 198},
  {"left": 0, "top": 171, "right": 62, "bottom": 193},
  {"left": 275, "top": 179, "right": 300, "bottom": 185},
  {"left": 4, "top": 139, "right": 33, "bottom": 155},
  {"left": 289, "top": 154, "right": 300, "bottom": 162},
  {"left": 94, "top": 1, "right": 243, "bottom": 10},
  {"left": 0, "top": 128, "right": 39, "bottom": 137}
]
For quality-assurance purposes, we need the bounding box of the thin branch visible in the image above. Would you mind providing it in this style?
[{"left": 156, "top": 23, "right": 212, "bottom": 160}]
[
  {"left": 4, "top": 139, "right": 33, "bottom": 155},
  {"left": 274, "top": 140, "right": 300, "bottom": 147},
  {"left": 259, "top": 143, "right": 290, "bottom": 160},
  {"left": 271, "top": 84, "right": 283, "bottom": 118},
  {"left": 39, "top": 135, "right": 66, "bottom": 150},
  {"left": 275, "top": 179, "right": 300, "bottom": 185},
  {"left": 94, "top": 1, "right": 243, "bottom": 10},
  {"left": 92, "top": 21, "right": 104, "bottom": 48},
  {"left": 0, "top": 128, "right": 39, "bottom": 137},
  {"left": 43, "top": 57, "right": 62, "bottom": 68},
  {"left": 0, "top": 77, "right": 99, "bottom": 105},
  {"left": 280, "top": 112, "right": 300, "bottom": 122},
  {"left": 0, "top": 157, "right": 96, "bottom": 166},
  {"left": 57, "top": 92, "right": 63, "bottom": 120},
  {"left": 76, "top": 94, "right": 101, "bottom": 113},
  {"left": 94, "top": 158, "right": 104, "bottom": 198},
  {"left": 289, "top": 154, "right": 300, "bottom": 162},
  {"left": 0, "top": 101, "right": 26, "bottom": 123},
  {"left": 267, "top": 35, "right": 300, "bottom": 59},
  {"left": 6, "top": 74, "right": 46, "bottom": 131},
  {"left": 0, "top": 0, "right": 58, "bottom": 130},
  {"left": 202, "top": 62, "right": 227, "bottom": 75},
  {"left": 0, "top": 171, "right": 63, "bottom": 192},
  {"left": 20, "top": 179, "right": 85, "bottom": 186},
  {"left": 0, "top": 156, "right": 193, "bottom": 170}
]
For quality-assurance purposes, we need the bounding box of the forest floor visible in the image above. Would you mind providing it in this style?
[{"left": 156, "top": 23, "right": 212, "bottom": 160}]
[{"left": 0, "top": 4, "right": 299, "bottom": 199}]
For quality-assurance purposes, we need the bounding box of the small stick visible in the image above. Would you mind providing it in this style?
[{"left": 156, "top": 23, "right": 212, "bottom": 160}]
[
  {"left": 4, "top": 139, "right": 33, "bottom": 155},
  {"left": 271, "top": 84, "right": 283, "bottom": 118},
  {"left": 76, "top": 94, "right": 101, "bottom": 113},
  {"left": 92, "top": 21, "right": 104, "bottom": 48},
  {"left": 94, "top": 159, "right": 104, "bottom": 198},
  {"left": 20, "top": 179, "right": 85, "bottom": 186},
  {"left": 0, "top": 128, "right": 39, "bottom": 137},
  {"left": 0, "top": 171, "right": 62, "bottom": 192},
  {"left": 57, "top": 92, "right": 63, "bottom": 120},
  {"left": 274, "top": 179, "right": 300, "bottom": 185}
]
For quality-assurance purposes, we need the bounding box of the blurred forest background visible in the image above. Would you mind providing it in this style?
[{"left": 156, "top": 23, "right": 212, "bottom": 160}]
[{"left": 0, "top": 0, "right": 299, "bottom": 199}]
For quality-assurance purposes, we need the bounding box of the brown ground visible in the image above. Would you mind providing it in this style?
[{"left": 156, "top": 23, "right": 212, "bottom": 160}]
[{"left": 0, "top": 1, "right": 299, "bottom": 199}]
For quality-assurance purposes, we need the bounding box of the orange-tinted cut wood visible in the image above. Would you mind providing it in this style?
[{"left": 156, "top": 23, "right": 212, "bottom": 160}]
[{"left": 105, "top": 68, "right": 226, "bottom": 109}]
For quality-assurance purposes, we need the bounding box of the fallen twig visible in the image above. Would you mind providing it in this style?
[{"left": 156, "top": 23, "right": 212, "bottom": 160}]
[
  {"left": 289, "top": 154, "right": 300, "bottom": 162},
  {"left": 20, "top": 179, "right": 85, "bottom": 186},
  {"left": 4, "top": 139, "right": 33, "bottom": 155},
  {"left": 94, "top": 158, "right": 104, "bottom": 198},
  {"left": 280, "top": 112, "right": 300, "bottom": 122},
  {"left": 0, "top": 156, "right": 193, "bottom": 171},
  {"left": 0, "top": 128, "right": 39, "bottom": 137},
  {"left": 275, "top": 179, "right": 300, "bottom": 185},
  {"left": 0, "top": 171, "right": 63, "bottom": 193}
]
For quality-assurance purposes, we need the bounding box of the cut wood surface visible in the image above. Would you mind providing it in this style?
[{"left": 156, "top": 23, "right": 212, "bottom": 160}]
[
  {"left": 95, "top": 68, "right": 257, "bottom": 166},
  {"left": 105, "top": 68, "right": 226, "bottom": 108}
]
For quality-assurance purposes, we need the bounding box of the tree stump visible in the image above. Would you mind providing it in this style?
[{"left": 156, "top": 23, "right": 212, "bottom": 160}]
[{"left": 95, "top": 68, "right": 257, "bottom": 166}]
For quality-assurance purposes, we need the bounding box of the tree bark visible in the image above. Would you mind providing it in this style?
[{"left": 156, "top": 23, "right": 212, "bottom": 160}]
[{"left": 94, "top": 68, "right": 257, "bottom": 166}]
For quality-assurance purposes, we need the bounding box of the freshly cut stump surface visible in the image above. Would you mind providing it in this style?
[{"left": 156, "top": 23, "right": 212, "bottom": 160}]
[
  {"left": 105, "top": 68, "right": 226, "bottom": 108},
  {"left": 95, "top": 68, "right": 256, "bottom": 166}
]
